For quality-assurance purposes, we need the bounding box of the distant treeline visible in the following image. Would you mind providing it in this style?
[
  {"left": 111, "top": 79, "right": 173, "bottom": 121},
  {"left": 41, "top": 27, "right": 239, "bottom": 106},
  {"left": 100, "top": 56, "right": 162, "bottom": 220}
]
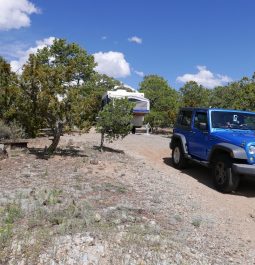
[{"left": 139, "top": 75, "right": 255, "bottom": 130}]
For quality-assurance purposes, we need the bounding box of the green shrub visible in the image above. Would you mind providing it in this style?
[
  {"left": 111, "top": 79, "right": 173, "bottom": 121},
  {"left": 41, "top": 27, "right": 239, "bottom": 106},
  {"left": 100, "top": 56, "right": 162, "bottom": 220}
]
[
  {"left": 8, "top": 120, "right": 26, "bottom": 139},
  {"left": 0, "top": 120, "right": 26, "bottom": 140},
  {"left": 0, "top": 120, "right": 11, "bottom": 140}
]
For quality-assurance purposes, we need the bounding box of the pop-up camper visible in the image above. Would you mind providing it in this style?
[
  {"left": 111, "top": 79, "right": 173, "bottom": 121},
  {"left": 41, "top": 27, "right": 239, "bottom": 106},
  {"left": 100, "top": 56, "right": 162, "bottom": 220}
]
[{"left": 102, "top": 89, "right": 150, "bottom": 133}]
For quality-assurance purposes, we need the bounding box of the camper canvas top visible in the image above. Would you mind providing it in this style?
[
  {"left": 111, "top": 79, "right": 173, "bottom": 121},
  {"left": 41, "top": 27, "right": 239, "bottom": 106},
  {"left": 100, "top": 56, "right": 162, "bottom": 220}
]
[{"left": 105, "top": 89, "right": 145, "bottom": 99}]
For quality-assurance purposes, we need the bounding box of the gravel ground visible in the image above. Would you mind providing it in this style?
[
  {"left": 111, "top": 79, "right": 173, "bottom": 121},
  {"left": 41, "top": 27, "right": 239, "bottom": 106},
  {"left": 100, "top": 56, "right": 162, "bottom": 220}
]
[{"left": 1, "top": 130, "right": 255, "bottom": 264}]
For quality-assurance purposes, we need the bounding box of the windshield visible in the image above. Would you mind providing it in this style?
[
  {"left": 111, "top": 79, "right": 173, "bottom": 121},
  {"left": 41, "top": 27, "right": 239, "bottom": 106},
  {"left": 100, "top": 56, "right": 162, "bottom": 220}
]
[{"left": 211, "top": 111, "right": 255, "bottom": 130}]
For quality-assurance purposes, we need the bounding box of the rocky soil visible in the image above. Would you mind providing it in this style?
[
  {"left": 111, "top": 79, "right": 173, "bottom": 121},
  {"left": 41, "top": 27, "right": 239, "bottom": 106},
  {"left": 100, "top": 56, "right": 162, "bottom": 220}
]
[{"left": 1, "top": 130, "right": 255, "bottom": 264}]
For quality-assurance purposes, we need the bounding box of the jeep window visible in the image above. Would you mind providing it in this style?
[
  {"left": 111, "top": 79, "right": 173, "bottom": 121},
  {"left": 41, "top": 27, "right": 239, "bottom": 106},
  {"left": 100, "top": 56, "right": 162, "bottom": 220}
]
[
  {"left": 211, "top": 111, "right": 255, "bottom": 130},
  {"left": 177, "top": 110, "right": 192, "bottom": 128},
  {"left": 194, "top": 112, "right": 208, "bottom": 131}
]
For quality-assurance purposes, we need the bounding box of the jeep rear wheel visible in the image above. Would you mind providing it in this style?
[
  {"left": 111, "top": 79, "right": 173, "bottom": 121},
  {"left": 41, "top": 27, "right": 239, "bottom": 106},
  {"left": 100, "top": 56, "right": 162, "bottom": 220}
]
[
  {"left": 213, "top": 154, "right": 240, "bottom": 193},
  {"left": 172, "top": 143, "right": 188, "bottom": 169}
]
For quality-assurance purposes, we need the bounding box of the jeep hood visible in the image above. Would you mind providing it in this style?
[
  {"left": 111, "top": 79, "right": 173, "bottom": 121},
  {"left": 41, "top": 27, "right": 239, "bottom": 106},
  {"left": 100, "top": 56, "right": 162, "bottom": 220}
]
[{"left": 211, "top": 130, "right": 255, "bottom": 146}]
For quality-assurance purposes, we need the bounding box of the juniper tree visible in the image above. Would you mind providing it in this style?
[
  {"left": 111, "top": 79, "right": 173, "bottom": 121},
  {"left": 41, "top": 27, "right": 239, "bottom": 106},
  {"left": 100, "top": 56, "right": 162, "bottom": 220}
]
[
  {"left": 0, "top": 57, "right": 19, "bottom": 122},
  {"left": 96, "top": 98, "right": 134, "bottom": 151},
  {"left": 139, "top": 75, "right": 180, "bottom": 129},
  {"left": 20, "top": 39, "right": 97, "bottom": 153}
]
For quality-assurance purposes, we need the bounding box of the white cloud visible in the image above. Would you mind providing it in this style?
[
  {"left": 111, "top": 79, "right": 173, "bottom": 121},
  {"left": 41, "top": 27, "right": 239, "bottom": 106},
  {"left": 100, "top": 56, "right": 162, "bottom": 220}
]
[
  {"left": 10, "top": 37, "right": 55, "bottom": 73},
  {"left": 176, "top": 65, "right": 232, "bottom": 88},
  {"left": 134, "top": 70, "right": 144, "bottom": 77},
  {"left": 0, "top": 0, "right": 40, "bottom": 31},
  {"left": 128, "top": 36, "right": 142, "bottom": 44},
  {"left": 93, "top": 51, "right": 131, "bottom": 78}
]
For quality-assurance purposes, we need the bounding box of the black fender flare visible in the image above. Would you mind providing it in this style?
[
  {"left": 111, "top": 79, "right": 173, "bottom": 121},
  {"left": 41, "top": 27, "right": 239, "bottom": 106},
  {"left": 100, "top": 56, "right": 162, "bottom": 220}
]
[
  {"left": 170, "top": 133, "right": 188, "bottom": 154},
  {"left": 208, "top": 143, "right": 247, "bottom": 161}
]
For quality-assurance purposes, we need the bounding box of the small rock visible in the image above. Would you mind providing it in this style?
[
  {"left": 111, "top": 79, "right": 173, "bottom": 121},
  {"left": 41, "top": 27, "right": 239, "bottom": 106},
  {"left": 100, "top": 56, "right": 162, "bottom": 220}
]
[
  {"left": 127, "top": 215, "right": 136, "bottom": 223},
  {"left": 90, "top": 158, "right": 99, "bottom": 165},
  {"left": 249, "top": 213, "right": 255, "bottom": 219},
  {"left": 113, "top": 219, "right": 121, "bottom": 225},
  {"left": 42, "top": 199, "right": 49, "bottom": 206},
  {"left": 190, "top": 248, "right": 196, "bottom": 254},
  {"left": 148, "top": 220, "right": 157, "bottom": 227},
  {"left": 94, "top": 213, "right": 101, "bottom": 222},
  {"left": 21, "top": 170, "right": 31, "bottom": 178}
]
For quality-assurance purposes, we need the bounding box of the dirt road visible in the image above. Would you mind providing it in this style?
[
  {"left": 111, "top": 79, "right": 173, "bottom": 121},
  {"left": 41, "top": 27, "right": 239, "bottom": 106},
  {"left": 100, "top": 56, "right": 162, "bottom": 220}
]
[{"left": 68, "top": 131, "right": 255, "bottom": 264}]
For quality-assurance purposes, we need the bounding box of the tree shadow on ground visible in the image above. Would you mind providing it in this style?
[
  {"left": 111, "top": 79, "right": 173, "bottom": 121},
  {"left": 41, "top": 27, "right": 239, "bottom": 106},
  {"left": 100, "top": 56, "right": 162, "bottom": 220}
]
[
  {"left": 135, "top": 133, "right": 172, "bottom": 139},
  {"left": 161, "top": 135, "right": 172, "bottom": 139},
  {"left": 93, "top": 145, "right": 124, "bottom": 154},
  {"left": 163, "top": 157, "right": 255, "bottom": 198},
  {"left": 29, "top": 147, "right": 88, "bottom": 159}
]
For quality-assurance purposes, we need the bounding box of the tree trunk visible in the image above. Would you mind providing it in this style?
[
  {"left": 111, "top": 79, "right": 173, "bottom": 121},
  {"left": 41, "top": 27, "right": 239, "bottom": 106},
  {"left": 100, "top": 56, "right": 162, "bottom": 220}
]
[
  {"left": 47, "top": 121, "right": 64, "bottom": 154},
  {"left": 100, "top": 132, "right": 104, "bottom": 152}
]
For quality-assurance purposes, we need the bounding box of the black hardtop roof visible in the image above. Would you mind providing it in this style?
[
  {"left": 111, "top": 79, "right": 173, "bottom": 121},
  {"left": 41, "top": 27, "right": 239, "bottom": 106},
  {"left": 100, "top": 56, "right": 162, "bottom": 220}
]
[
  {"left": 180, "top": 107, "right": 209, "bottom": 112},
  {"left": 179, "top": 107, "right": 255, "bottom": 114}
]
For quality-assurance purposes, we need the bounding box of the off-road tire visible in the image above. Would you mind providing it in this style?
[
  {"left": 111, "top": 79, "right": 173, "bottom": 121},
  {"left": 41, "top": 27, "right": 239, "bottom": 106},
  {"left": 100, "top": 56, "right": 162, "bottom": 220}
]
[
  {"left": 212, "top": 154, "right": 240, "bottom": 193},
  {"left": 172, "top": 142, "right": 188, "bottom": 169}
]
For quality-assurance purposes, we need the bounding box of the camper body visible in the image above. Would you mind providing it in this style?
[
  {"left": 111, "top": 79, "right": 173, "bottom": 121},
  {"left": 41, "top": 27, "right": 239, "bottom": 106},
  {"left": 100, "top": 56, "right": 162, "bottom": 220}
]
[{"left": 102, "top": 89, "right": 150, "bottom": 130}]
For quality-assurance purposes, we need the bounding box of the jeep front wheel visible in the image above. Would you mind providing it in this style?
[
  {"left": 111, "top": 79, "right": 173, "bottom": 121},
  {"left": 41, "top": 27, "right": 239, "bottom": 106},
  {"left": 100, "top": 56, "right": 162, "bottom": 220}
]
[
  {"left": 172, "top": 143, "right": 188, "bottom": 169},
  {"left": 212, "top": 154, "right": 240, "bottom": 193}
]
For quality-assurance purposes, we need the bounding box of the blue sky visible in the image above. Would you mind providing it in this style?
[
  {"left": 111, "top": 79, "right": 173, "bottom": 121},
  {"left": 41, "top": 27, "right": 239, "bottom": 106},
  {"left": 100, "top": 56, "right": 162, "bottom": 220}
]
[{"left": 0, "top": 0, "right": 255, "bottom": 90}]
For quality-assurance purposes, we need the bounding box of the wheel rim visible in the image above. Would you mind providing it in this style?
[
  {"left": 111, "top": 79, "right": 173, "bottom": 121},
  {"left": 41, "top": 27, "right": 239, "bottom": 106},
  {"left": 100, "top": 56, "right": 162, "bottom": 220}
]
[
  {"left": 173, "top": 146, "right": 181, "bottom": 164},
  {"left": 215, "top": 161, "right": 226, "bottom": 185}
]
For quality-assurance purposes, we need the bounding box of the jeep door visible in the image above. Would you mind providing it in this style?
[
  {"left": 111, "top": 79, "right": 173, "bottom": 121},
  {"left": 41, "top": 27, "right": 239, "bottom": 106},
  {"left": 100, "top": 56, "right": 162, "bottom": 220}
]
[
  {"left": 174, "top": 109, "right": 193, "bottom": 146},
  {"left": 189, "top": 111, "right": 209, "bottom": 159}
]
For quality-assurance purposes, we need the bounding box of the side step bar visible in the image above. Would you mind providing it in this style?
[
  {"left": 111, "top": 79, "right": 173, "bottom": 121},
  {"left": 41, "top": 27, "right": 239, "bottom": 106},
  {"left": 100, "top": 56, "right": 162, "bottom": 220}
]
[{"left": 185, "top": 154, "right": 210, "bottom": 168}]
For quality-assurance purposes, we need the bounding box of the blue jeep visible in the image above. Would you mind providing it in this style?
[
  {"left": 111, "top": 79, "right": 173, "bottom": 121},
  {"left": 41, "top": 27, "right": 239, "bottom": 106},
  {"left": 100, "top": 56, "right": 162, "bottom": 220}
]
[{"left": 170, "top": 108, "right": 255, "bottom": 192}]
